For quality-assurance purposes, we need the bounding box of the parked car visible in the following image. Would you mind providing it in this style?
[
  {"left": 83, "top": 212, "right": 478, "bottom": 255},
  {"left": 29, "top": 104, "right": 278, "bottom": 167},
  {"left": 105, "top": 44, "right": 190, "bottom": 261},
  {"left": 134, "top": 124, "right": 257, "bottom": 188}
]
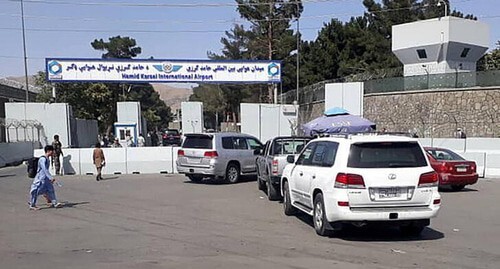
[
  {"left": 176, "top": 133, "right": 263, "bottom": 183},
  {"left": 256, "top": 136, "right": 311, "bottom": 201},
  {"left": 162, "top": 129, "right": 182, "bottom": 146},
  {"left": 281, "top": 134, "right": 441, "bottom": 236},
  {"left": 424, "top": 147, "right": 478, "bottom": 191}
]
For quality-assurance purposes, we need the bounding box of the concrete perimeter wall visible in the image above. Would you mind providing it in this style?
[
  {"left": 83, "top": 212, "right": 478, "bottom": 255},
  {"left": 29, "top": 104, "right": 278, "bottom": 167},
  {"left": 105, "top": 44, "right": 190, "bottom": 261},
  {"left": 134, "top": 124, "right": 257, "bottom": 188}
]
[
  {"left": 0, "top": 142, "right": 35, "bottom": 168},
  {"left": 30, "top": 139, "right": 500, "bottom": 178},
  {"left": 34, "top": 147, "right": 179, "bottom": 175},
  {"left": 364, "top": 88, "right": 500, "bottom": 138}
]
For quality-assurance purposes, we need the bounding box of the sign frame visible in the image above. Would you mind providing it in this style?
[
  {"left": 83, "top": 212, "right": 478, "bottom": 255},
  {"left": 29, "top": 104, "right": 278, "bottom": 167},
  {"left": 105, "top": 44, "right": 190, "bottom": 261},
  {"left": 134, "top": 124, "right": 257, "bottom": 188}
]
[{"left": 45, "top": 58, "right": 282, "bottom": 84}]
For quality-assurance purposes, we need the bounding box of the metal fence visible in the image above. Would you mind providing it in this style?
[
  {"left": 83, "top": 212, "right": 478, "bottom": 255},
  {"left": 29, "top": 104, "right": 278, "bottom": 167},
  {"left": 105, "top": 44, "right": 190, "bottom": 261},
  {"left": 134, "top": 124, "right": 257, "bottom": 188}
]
[
  {"left": 280, "top": 69, "right": 500, "bottom": 104},
  {"left": 364, "top": 70, "right": 500, "bottom": 94},
  {"left": 0, "top": 118, "right": 44, "bottom": 143}
]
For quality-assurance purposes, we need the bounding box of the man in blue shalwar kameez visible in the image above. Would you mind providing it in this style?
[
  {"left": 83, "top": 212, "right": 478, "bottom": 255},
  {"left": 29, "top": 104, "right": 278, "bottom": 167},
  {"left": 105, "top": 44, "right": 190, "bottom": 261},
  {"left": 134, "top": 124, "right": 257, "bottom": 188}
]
[{"left": 29, "top": 145, "right": 62, "bottom": 210}]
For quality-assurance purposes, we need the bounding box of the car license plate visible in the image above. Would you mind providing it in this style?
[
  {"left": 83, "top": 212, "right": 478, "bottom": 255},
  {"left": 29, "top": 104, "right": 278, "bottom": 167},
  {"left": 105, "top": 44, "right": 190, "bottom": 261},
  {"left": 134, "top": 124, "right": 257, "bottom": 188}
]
[
  {"left": 378, "top": 188, "right": 401, "bottom": 199},
  {"left": 456, "top": 167, "right": 467, "bottom": 172},
  {"left": 187, "top": 158, "right": 201, "bottom": 164}
]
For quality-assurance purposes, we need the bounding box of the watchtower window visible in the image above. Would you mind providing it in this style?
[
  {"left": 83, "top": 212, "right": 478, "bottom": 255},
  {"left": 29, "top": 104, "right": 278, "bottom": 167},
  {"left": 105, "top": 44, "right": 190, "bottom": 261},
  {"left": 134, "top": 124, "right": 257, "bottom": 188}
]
[
  {"left": 460, "top": 48, "right": 471, "bottom": 58},
  {"left": 417, "top": 49, "right": 427, "bottom": 59}
]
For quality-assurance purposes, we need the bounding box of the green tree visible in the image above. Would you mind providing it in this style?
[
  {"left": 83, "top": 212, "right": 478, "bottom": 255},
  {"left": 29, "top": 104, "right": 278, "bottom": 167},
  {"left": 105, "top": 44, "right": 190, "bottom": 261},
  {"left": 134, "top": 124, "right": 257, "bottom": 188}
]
[{"left": 478, "top": 41, "right": 500, "bottom": 71}]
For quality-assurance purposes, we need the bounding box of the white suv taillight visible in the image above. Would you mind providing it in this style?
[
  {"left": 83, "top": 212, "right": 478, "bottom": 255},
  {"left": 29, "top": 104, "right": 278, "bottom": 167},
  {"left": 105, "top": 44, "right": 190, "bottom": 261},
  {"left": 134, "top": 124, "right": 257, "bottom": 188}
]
[
  {"left": 272, "top": 158, "right": 279, "bottom": 175},
  {"left": 418, "top": 171, "right": 439, "bottom": 188},
  {"left": 334, "top": 173, "right": 365, "bottom": 189},
  {"left": 204, "top": 151, "right": 218, "bottom": 158}
]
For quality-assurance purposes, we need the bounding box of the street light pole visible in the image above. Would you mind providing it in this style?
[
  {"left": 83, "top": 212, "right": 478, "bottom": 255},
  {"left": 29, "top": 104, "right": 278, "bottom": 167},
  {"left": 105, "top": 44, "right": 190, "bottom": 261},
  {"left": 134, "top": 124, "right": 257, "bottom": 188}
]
[
  {"left": 295, "top": 3, "right": 300, "bottom": 104},
  {"left": 437, "top": 0, "right": 448, "bottom": 17},
  {"left": 20, "top": 0, "right": 30, "bottom": 102}
]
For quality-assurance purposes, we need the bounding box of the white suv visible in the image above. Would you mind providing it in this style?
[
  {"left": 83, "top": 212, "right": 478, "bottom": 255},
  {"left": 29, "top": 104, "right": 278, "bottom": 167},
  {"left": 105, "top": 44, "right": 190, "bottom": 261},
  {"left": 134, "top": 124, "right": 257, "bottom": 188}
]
[{"left": 281, "top": 134, "right": 441, "bottom": 236}]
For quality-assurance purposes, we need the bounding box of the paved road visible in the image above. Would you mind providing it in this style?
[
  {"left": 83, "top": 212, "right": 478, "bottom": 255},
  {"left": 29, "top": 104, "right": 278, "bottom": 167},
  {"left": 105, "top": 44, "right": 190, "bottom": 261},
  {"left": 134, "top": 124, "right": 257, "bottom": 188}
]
[{"left": 0, "top": 166, "right": 499, "bottom": 269}]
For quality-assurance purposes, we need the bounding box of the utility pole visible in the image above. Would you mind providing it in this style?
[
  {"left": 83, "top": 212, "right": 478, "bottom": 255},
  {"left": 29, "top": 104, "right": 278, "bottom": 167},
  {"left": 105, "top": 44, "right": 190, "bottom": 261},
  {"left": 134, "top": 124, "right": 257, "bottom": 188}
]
[
  {"left": 267, "top": 1, "right": 274, "bottom": 103},
  {"left": 296, "top": 2, "right": 300, "bottom": 104},
  {"left": 20, "top": 0, "right": 29, "bottom": 102}
]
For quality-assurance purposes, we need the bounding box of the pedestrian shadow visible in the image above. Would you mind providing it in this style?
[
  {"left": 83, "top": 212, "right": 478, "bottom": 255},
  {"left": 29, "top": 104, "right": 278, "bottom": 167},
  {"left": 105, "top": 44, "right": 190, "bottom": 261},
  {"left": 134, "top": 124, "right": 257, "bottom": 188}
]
[
  {"left": 98, "top": 176, "right": 120, "bottom": 181},
  {"left": 292, "top": 212, "right": 444, "bottom": 242},
  {"left": 183, "top": 175, "right": 257, "bottom": 185},
  {"left": 60, "top": 201, "right": 90, "bottom": 208}
]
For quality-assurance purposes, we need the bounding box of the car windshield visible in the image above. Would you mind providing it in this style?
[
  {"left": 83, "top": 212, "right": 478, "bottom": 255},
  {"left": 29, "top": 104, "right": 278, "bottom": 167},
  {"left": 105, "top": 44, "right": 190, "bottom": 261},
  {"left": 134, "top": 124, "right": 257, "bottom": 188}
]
[
  {"left": 426, "top": 148, "right": 465, "bottom": 161},
  {"left": 272, "top": 139, "right": 309, "bottom": 155},
  {"left": 348, "top": 142, "right": 427, "bottom": 168},
  {"left": 167, "top": 130, "right": 179, "bottom": 135},
  {"left": 182, "top": 135, "right": 213, "bottom": 149}
]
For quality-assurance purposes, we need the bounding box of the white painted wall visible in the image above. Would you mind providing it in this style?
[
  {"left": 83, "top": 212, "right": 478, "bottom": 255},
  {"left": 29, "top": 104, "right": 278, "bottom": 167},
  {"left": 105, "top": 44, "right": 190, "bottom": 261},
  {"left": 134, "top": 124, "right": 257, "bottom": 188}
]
[
  {"left": 181, "top": 102, "right": 204, "bottom": 134},
  {"left": 240, "top": 103, "right": 297, "bottom": 143},
  {"left": 5, "top": 103, "right": 71, "bottom": 147},
  {"left": 325, "top": 82, "right": 364, "bottom": 116},
  {"left": 117, "top": 102, "right": 143, "bottom": 135}
]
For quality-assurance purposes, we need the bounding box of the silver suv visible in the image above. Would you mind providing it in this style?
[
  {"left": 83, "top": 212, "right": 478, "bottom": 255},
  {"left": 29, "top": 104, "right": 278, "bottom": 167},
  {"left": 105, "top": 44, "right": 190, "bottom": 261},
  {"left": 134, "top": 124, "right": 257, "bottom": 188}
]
[{"left": 176, "top": 133, "right": 263, "bottom": 183}]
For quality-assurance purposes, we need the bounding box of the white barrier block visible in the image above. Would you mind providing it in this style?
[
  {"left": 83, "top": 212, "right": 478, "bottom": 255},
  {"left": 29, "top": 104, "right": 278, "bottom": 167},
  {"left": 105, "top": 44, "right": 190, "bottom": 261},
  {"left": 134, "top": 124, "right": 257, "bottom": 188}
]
[
  {"left": 418, "top": 138, "right": 432, "bottom": 147},
  {"left": 459, "top": 152, "right": 486, "bottom": 178},
  {"left": 466, "top": 138, "right": 500, "bottom": 152},
  {"left": 485, "top": 153, "right": 500, "bottom": 178},
  {"left": 80, "top": 148, "right": 126, "bottom": 175},
  {"left": 61, "top": 149, "right": 81, "bottom": 175},
  {"left": 432, "top": 138, "right": 465, "bottom": 152},
  {"left": 126, "top": 147, "right": 173, "bottom": 174}
]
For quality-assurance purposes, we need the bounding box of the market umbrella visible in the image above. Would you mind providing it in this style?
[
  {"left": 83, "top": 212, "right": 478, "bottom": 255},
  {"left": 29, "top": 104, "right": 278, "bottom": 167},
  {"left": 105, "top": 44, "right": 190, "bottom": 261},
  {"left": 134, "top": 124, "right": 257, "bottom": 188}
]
[{"left": 302, "top": 108, "right": 375, "bottom": 136}]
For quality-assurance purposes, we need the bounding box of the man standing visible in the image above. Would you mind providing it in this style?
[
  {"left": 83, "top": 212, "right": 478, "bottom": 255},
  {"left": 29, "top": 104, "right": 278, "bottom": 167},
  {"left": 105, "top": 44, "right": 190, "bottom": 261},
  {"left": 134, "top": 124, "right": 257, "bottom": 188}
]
[
  {"left": 137, "top": 133, "right": 146, "bottom": 147},
  {"left": 29, "top": 145, "right": 62, "bottom": 210},
  {"left": 93, "top": 143, "right": 106, "bottom": 181},
  {"left": 52, "top": 135, "right": 63, "bottom": 175}
]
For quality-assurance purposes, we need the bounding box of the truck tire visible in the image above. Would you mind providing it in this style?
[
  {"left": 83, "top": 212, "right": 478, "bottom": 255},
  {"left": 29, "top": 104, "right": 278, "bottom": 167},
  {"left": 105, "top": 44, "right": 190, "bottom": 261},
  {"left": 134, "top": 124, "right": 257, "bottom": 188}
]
[
  {"left": 225, "top": 163, "right": 240, "bottom": 184},
  {"left": 267, "top": 179, "right": 280, "bottom": 201},
  {"left": 313, "top": 193, "right": 331, "bottom": 236},
  {"left": 283, "top": 181, "right": 297, "bottom": 216}
]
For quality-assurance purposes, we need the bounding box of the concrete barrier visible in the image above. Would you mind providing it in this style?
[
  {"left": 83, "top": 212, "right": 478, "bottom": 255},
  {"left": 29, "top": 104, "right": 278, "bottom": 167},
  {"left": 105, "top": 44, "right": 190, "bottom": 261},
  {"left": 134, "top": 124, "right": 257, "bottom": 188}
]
[
  {"left": 61, "top": 149, "right": 81, "bottom": 175},
  {"left": 466, "top": 138, "right": 500, "bottom": 152},
  {"left": 418, "top": 138, "right": 433, "bottom": 147},
  {"left": 0, "top": 142, "right": 34, "bottom": 166},
  {"left": 126, "top": 147, "right": 173, "bottom": 174},
  {"left": 80, "top": 148, "right": 127, "bottom": 175},
  {"left": 485, "top": 153, "right": 500, "bottom": 178},
  {"left": 459, "top": 152, "right": 486, "bottom": 178},
  {"left": 432, "top": 138, "right": 465, "bottom": 152}
]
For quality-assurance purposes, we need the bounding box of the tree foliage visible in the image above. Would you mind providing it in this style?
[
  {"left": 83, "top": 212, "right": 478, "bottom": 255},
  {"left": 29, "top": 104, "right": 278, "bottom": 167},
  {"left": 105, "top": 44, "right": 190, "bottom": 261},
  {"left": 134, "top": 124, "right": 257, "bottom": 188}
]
[{"left": 478, "top": 41, "right": 500, "bottom": 71}]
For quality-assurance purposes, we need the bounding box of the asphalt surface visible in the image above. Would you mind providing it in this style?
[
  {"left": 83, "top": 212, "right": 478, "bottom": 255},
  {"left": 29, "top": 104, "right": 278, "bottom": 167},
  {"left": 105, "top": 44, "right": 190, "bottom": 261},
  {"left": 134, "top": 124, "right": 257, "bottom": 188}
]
[{"left": 1, "top": 165, "right": 499, "bottom": 269}]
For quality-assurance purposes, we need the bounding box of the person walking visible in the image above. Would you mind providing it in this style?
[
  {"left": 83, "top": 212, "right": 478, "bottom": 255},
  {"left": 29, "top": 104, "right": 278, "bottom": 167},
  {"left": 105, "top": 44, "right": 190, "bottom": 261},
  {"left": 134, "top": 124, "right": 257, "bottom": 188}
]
[
  {"left": 52, "top": 135, "right": 64, "bottom": 175},
  {"left": 93, "top": 143, "right": 106, "bottom": 181},
  {"left": 137, "top": 133, "right": 146, "bottom": 147},
  {"left": 29, "top": 145, "right": 62, "bottom": 210}
]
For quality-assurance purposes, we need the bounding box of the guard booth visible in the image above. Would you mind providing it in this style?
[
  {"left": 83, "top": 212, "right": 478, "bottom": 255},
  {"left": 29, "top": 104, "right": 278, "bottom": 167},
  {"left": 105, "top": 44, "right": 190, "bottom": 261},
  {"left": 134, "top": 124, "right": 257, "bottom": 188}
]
[{"left": 114, "top": 122, "right": 137, "bottom": 146}]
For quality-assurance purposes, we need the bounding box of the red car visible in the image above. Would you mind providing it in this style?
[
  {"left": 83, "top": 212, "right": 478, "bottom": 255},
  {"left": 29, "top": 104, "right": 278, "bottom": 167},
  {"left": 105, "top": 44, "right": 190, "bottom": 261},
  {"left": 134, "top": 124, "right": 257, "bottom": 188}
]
[{"left": 424, "top": 147, "right": 478, "bottom": 191}]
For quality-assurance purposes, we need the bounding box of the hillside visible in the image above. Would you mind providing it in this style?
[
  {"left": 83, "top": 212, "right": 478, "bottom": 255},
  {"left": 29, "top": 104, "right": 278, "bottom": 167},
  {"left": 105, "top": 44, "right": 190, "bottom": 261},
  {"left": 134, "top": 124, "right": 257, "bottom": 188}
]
[
  {"left": 3, "top": 76, "right": 193, "bottom": 111},
  {"left": 151, "top": 84, "right": 192, "bottom": 111}
]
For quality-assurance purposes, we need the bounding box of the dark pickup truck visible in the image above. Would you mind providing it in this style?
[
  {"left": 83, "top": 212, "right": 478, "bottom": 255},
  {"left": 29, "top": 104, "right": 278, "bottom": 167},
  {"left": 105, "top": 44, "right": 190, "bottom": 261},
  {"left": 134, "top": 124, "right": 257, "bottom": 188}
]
[{"left": 255, "top": 136, "right": 311, "bottom": 200}]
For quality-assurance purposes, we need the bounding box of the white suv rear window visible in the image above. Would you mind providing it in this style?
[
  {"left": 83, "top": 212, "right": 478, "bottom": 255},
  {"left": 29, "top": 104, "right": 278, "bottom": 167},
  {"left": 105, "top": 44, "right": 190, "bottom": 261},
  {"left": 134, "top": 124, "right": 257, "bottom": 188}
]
[
  {"left": 182, "top": 135, "right": 213, "bottom": 149},
  {"left": 348, "top": 142, "right": 427, "bottom": 168}
]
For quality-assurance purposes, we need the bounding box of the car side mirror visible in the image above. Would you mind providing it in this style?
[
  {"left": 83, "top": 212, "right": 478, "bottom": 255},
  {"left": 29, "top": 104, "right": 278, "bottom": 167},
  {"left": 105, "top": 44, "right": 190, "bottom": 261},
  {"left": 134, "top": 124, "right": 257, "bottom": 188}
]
[
  {"left": 286, "top": 155, "right": 295, "bottom": 164},
  {"left": 253, "top": 148, "right": 261, "bottom": 155}
]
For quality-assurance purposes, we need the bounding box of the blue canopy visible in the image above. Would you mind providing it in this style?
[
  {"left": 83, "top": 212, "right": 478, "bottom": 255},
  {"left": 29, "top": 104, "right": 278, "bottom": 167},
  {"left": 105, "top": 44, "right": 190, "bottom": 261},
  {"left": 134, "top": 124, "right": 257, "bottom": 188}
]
[
  {"left": 302, "top": 113, "right": 376, "bottom": 136},
  {"left": 324, "top": 107, "right": 349, "bottom": 116}
]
